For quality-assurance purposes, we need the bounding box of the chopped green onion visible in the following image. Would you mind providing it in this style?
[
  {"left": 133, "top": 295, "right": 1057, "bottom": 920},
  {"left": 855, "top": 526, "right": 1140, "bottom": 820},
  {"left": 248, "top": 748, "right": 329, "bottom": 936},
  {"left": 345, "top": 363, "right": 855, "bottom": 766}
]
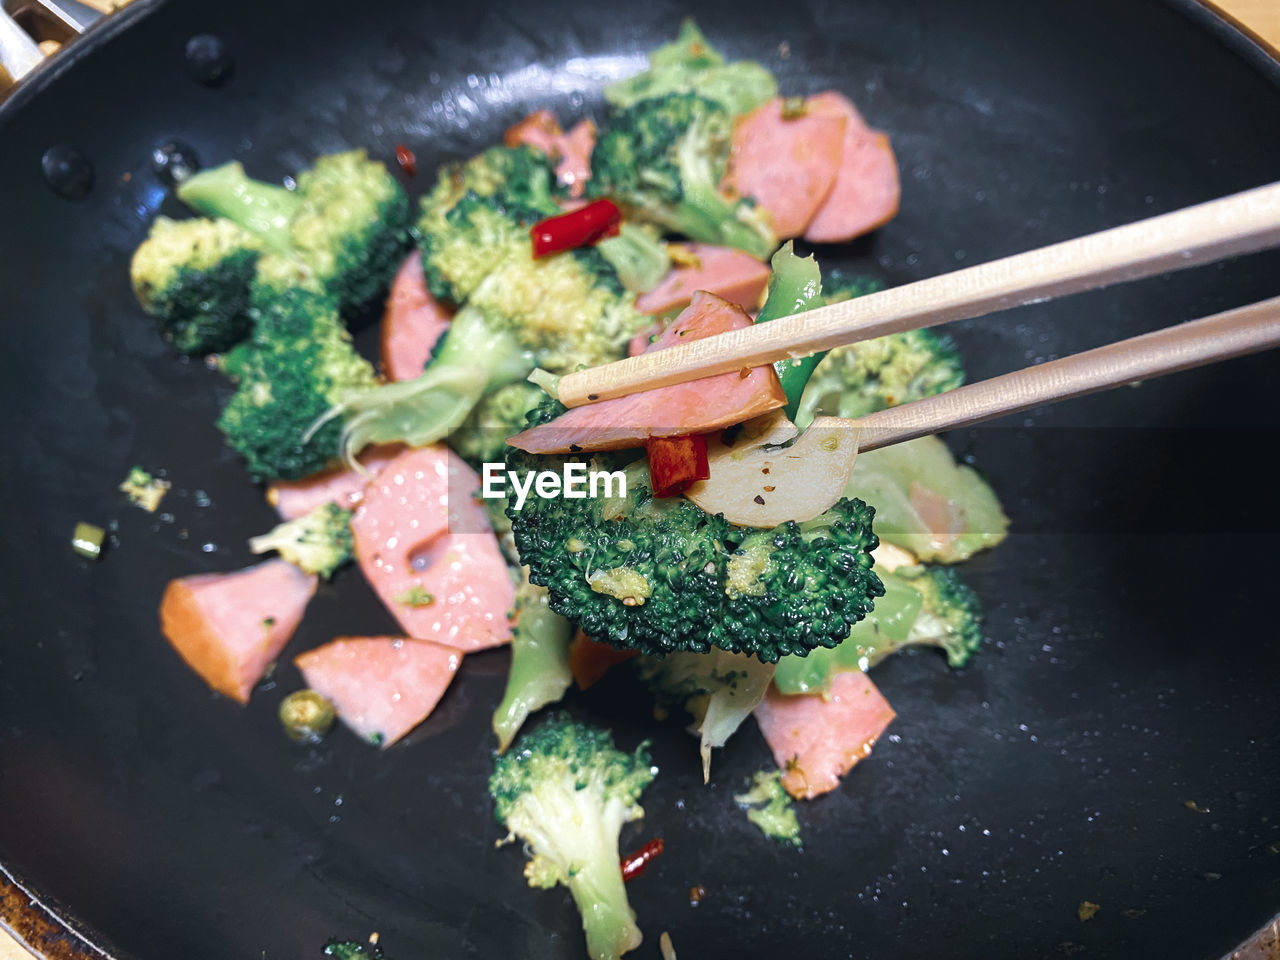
[
  {"left": 278, "top": 690, "right": 336, "bottom": 743},
  {"left": 394, "top": 585, "right": 435, "bottom": 607},
  {"left": 72, "top": 522, "right": 106, "bottom": 560}
]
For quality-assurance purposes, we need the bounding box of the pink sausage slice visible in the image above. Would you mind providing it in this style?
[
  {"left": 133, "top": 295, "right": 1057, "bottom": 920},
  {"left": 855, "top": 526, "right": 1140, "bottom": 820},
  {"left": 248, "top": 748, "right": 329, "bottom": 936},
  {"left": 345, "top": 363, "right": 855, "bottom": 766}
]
[
  {"left": 635, "top": 243, "right": 771, "bottom": 317},
  {"left": 506, "top": 292, "right": 787, "bottom": 454},
  {"left": 380, "top": 252, "right": 453, "bottom": 383},
  {"left": 753, "top": 670, "right": 896, "bottom": 800},
  {"left": 295, "top": 636, "right": 461, "bottom": 747},
  {"left": 505, "top": 110, "right": 596, "bottom": 198},
  {"left": 266, "top": 443, "right": 406, "bottom": 521},
  {"left": 803, "top": 91, "right": 901, "bottom": 243},
  {"left": 721, "top": 97, "right": 847, "bottom": 239},
  {"left": 159, "top": 558, "right": 318, "bottom": 704},
  {"left": 505, "top": 109, "right": 564, "bottom": 155},
  {"left": 627, "top": 321, "right": 664, "bottom": 358},
  {"left": 351, "top": 446, "right": 514, "bottom": 651},
  {"left": 556, "top": 118, "right": 596, "bottom": 199}
]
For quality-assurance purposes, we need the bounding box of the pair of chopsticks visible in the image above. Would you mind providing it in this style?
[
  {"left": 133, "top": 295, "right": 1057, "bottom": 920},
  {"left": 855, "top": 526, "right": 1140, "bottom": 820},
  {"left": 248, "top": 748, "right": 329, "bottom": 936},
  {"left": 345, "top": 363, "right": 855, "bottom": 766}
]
[{"left": 556, "top": 182, "right": 1280, "bottom": 451}]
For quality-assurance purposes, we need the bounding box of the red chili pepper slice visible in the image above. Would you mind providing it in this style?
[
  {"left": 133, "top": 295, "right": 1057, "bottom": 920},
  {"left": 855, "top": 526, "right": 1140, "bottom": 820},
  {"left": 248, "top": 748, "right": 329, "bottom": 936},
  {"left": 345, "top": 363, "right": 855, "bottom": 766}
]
[
  {"left": 621, "top": 836, "right": 665, "bottom": 882},
  {"left": 394, "top": 144, "right": 417, "bottom": 177},
  {"left": 646, "top": 434, "right": 711, "bottom": 499},
  {"left": 530, "top": 198, "right": 622, "bottom": 258}
]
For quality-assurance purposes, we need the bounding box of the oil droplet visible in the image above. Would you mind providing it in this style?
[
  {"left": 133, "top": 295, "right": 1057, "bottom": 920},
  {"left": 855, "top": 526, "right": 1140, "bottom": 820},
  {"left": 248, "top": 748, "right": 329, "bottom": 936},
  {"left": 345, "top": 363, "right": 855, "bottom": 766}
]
[
  {"left": 152, "top": 140, "right": 201, "bottom": 187},
  {"left": 185, "top": 34, "right": 234, "bottom": 86},
  {"left": 41, "top": 145, "right": 94, "bottom": 201}
]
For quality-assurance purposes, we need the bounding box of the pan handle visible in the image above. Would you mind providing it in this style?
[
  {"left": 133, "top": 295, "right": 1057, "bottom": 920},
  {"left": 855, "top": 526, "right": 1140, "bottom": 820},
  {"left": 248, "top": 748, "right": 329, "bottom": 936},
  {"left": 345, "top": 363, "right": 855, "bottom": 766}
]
[
  {"left": 0, "top": 8, "right": 42, "bottom": 86},
  {"left": 0, "top": 0, "right": 103, "bottom": 92},
  {"left": 24, "top": 0, "right": 102, "bottom": 35}
]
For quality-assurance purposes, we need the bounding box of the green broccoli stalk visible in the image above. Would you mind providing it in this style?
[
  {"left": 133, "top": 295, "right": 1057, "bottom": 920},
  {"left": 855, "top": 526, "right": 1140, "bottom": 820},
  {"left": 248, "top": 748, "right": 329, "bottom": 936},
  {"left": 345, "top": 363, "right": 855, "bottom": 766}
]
[
  {"left": 176, "top": 161, "right": 301, "bottom": 251},
  {"left": 218, "top": 288, "right": 377, "bottom": 480},
  {"left": 635, "top": 650, "right": 775, "bottom": 781},
  {"left": 314, "top": 303, "right": 528, "bottom": 467},
  {"left": 734, "top": 769, "right": 801, "bottom": 846},
  {"left": 248, "top": 501, "right": 354, "bottom": 578},
  {"left": 177, "top": 150, "right": 411, "bottom": 315},
  {"left": 507, "top": 398, "right": 884, "bottom": 662},
  {"left": 605, "top": 20, "right": 777, "bottom": 117},
  {"left": 490, "top": 714, "right": 655, "bottom": 960},
  {"left": 319, "top": 148, "right": 649, "bottom": 465},
  {"left": 774, "top": 564, "right": 983, "bottom": 695},
  {"left": 595, "top": 223, "right": 671, "bottom": 294},
  {"left": 845, "top": 435, "right": 1009, "bottom": 563},
  {"left": 587, "top": 93, "right": 776, "bottom": 259},
  {"left": 492, "top": 580, "right": 573, "bottom": 752},
  {"left": 129, "top": 217, "right": 263, "bottom": 355}
]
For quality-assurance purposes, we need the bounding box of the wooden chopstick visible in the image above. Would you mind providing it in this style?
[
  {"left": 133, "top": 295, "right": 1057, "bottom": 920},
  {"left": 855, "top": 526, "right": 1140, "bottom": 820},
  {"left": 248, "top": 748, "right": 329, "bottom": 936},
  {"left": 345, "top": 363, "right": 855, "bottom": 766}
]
[
  {"left": 853, "top": 296, "right": 1280, "bottom": 451},
  {"left": 557, "top": 181, "right": 1280, "bottom": 408}
]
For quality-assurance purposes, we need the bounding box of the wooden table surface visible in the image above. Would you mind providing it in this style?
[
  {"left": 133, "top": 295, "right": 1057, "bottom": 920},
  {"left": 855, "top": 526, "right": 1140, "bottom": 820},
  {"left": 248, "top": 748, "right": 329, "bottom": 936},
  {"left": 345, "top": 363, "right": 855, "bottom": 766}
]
[
  {"left": 1213, "top": 0, "right": 1280, "bottom": 54},
  {"left": 1, "top": 2, "right": 1278, "bottom": 958}
]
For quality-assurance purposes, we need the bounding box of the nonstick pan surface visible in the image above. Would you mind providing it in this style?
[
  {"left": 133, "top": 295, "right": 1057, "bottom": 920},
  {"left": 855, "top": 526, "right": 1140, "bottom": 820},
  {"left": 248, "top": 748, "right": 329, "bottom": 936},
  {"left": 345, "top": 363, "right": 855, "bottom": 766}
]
[{"left": 1, "top": 0, "right": 1279, "bottom": 957}]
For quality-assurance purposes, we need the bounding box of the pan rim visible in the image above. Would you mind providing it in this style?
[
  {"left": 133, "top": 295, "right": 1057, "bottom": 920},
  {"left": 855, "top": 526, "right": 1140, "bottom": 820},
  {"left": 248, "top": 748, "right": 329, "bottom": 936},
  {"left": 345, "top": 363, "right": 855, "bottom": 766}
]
[{"left": 0, "top": 0, "right": 1276, "bottom": 957}]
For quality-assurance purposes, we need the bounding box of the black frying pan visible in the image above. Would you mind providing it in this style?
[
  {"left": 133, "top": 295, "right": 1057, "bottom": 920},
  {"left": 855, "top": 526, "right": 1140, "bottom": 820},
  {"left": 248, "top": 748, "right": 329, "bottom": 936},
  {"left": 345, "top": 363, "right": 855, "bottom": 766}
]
[{"left": 2, "top": 0, "right": 1279, "bottom": 957}]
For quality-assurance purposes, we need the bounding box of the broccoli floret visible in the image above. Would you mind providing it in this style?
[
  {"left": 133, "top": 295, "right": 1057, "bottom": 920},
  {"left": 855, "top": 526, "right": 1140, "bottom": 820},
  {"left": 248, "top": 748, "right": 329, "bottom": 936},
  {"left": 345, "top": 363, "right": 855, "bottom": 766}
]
[
  {"left": 324, "top": 164, "right": 649, "bottom": 464},
  {"left": 507, "top": 400, "right": 883, "bottom": 663},
  {"left": 118, "top": 466, "right": 171, "bottom": 513},
  {"left": 596, "top": 223, "right": 671, "bottom": 293},
  {"left": 605, "top": 20, "right": 777, "bottom": 117},
  {"left": 734, "top": 769, "right": 801, "bottom": 846},
  {"left": 490, "top": 713, "right": 655, "bottom": 960},
  {"left": 129, "top": 217, "right": 263, "bottom": 355},
  {"left": 322, "top": 939, "right": 388, "bottom": 960},
  {"left": 248, "top": 501, "right": 354, "bottom": 578},
  {"left": 773, "top": 564, "right": 983, "bottom": 695},
  {"left": 845, "top": 435, "right": 1009, "bottom": 563},
  {"left": 217, "top": 288, "right": 376, "bottom": 480},
  {"left": 786, "top": 270, "right": 960, "bottom": 425},
  {"left": 822, "top": 272, "right": 885, "bottom": 304},
  {"left": 418, "top": 146, "right": 560, "bottom": 302},
  {"left": 177, "top": 150, "right": 411, "bottom": 315},
  {"left": 902, "top": 565, "right": 984, "bottom": 665},
  {"left": 797, "top": 272, "right": 964, "bottom": 428},
  {"left": 450, "top": 380, "right": 546, "bottom": 467},
  {"left": 492, "top": 579, "right": 573, "bottom": 752},
  {"left": 587, "top": 93, "right": 776, "bottom": 259},
  {"left": 635, "top": 649, "right": 774, "bottom": 781},
  {"left": 797, "top": 326, "right": 963, "bottom": 424}
]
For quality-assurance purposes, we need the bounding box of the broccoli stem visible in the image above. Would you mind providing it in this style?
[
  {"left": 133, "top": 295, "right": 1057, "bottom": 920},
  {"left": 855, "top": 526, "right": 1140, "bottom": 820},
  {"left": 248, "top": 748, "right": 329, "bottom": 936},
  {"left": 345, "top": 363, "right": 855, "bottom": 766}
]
[
  {"left": 754, "top": 243, "right": 825, "bottom": 419},
  {"left": 493, "top": 585, "right": 573, "bottom": 752},
  {"left": 595, "top": 224, "right": 671, "bottom": 293},
  {"left": 432, "top": 306, "right": 535, "bottom": 392},
  {"left": 671, "top": 187, "right": 775, "bottom": 261},
  {"left": 177, "top": 161, "right": 303, "bottom": 254},
  {"left": 323, "top": 305, "right": 533, "bottom": 464},
  {"left": 562, "top": 799, "right": 644, "bottom": 960}
]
